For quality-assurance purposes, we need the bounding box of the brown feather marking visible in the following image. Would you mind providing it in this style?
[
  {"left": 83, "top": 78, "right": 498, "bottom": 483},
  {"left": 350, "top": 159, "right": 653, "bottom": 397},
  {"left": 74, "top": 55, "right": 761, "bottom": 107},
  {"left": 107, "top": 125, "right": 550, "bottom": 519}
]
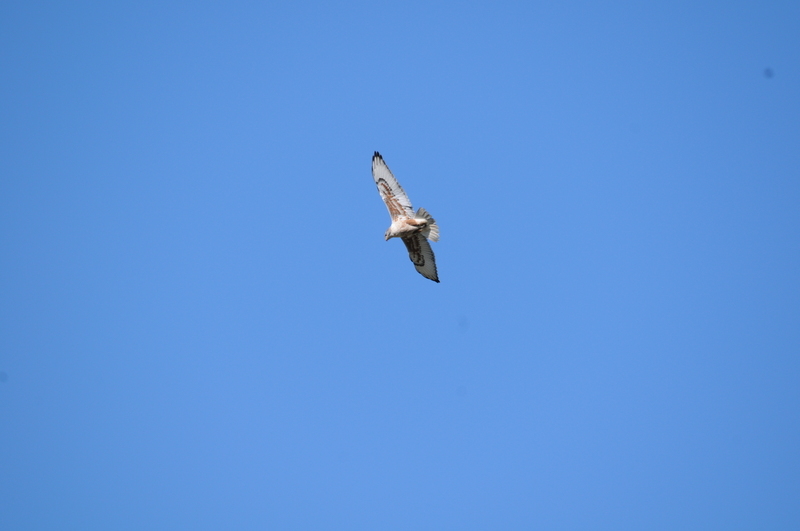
[
  {"left": 402, "top": 236, "right": 425, "bottom": 266},
  {"left": 379, "top": 180, "right": 405, "bottom": 220}
]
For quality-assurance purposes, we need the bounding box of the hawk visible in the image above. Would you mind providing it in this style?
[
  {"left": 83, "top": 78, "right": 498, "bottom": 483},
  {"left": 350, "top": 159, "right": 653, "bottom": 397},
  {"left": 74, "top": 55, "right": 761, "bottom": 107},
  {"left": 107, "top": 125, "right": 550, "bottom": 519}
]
[{"left": 371, "top": 152, "right": 440, "bottom": 282}]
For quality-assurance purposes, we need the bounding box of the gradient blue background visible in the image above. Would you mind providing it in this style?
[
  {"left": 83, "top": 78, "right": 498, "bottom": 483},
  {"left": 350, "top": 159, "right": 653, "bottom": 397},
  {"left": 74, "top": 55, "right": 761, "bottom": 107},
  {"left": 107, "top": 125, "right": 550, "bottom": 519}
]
[{"left": 2, "top": 1, "right": 799, "bottom": 529}]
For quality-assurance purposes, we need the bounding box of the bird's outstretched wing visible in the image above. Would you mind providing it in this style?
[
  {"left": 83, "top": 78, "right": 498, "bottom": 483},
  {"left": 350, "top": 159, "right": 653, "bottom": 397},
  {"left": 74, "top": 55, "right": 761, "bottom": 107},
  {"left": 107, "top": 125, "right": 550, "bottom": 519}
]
[
  {"left": 372, "top": 152, "right": 414, "bottom": 221},
  {"left": 402, "top": 233, "right": 439, "bottom": 282}
]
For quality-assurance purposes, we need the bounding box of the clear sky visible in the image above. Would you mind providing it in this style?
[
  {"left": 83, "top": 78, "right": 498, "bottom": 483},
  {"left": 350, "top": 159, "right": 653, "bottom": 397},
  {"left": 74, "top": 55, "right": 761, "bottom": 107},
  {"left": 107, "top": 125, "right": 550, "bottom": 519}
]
[{"left": 1, "top": 1, "right": 799, "bottom": 529}]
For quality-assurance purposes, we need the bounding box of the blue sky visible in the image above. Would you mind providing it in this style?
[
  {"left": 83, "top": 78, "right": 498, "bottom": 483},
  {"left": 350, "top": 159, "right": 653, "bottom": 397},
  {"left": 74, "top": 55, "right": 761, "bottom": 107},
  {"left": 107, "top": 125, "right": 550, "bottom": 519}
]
[{"left": 1, "top": 1, "right": 798, "bottom": 529}]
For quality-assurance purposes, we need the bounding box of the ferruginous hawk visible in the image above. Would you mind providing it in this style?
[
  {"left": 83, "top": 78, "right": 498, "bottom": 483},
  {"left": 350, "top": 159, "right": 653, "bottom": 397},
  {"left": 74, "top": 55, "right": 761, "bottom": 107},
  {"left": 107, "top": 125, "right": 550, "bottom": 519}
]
[{"left": 371, "top": 152, "right": 440, "bottom": 282}]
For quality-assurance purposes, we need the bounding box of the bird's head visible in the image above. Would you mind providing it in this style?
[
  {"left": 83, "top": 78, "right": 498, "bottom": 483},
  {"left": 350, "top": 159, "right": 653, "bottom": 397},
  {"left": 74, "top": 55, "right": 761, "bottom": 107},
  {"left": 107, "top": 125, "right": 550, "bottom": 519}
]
[{"left": 384, "top": 229, "right": 394, "bottom": 241}]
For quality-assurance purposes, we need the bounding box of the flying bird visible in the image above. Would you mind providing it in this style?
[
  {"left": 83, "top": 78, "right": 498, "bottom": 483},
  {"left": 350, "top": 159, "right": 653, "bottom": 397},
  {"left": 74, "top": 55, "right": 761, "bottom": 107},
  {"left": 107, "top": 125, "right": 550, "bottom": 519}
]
[{"left": 371, "top": 152, "right": 440, "bottom": 282}]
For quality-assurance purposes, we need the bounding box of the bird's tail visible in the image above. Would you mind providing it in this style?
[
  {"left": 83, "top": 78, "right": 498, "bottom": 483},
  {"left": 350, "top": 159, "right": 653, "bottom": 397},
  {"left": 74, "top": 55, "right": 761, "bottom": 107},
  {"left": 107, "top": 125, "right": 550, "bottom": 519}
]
[{"left": 416, "top": 207, "right": 439, "bottom": 242}]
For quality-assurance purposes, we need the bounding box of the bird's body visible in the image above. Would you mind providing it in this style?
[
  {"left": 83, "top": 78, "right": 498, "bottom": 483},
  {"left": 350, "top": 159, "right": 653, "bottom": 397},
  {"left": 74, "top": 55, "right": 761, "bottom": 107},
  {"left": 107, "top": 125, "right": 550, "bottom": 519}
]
[
  {"left": 385, "top": 216, "right": 429, "bottom": 240},
  {"left": 371, "top": 152, "right": 440, "bottom": 282}
]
